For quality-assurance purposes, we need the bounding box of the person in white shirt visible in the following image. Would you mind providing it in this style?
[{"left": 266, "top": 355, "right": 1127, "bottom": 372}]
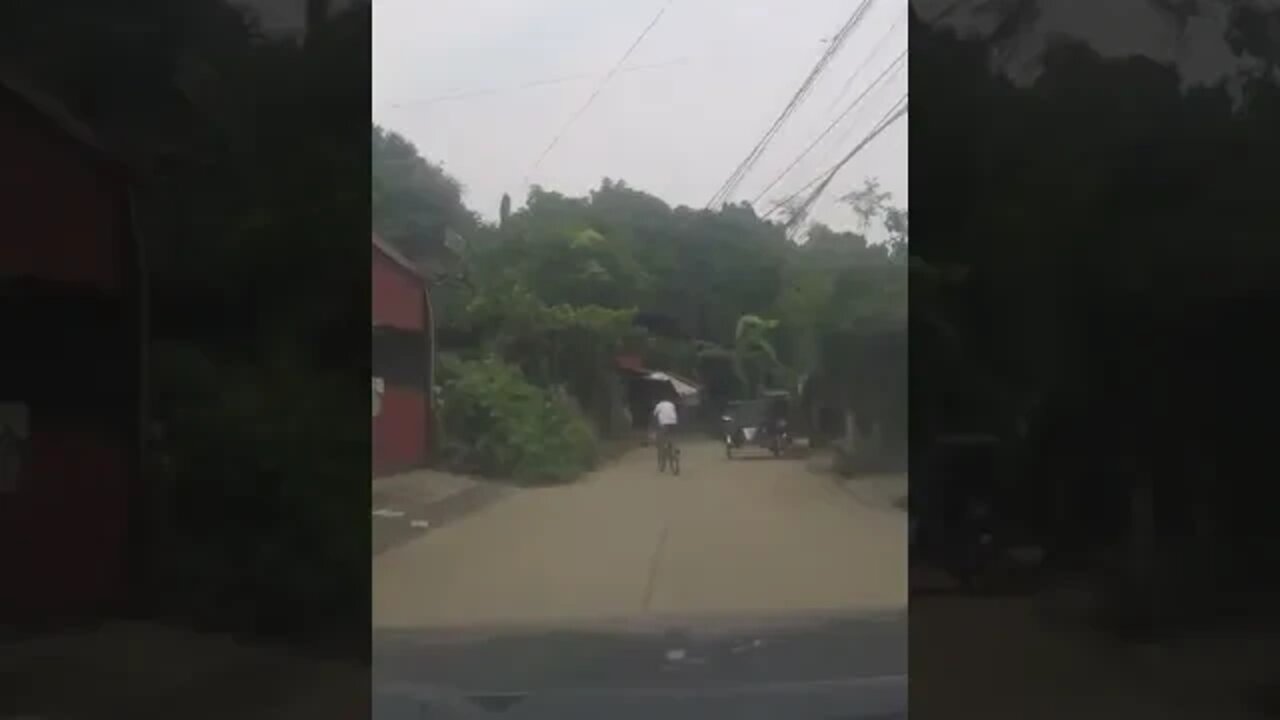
[{"left": 651, "top": 396, "right": 679, "bottom": 449}]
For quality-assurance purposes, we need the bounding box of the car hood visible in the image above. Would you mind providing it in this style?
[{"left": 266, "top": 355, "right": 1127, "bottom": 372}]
[
  {"left": 375, "top": 674, "right": 906, "bottom": 719},
  {"left": 374, "top": 611, "right": 906, "bottom": 719}
]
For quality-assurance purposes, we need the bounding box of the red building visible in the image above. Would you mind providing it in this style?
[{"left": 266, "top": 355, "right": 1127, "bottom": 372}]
[
  {"left": 372, "top": 233, "right": 434, "bottom": 476},
  {"left": 0, "top": 75, "right": 145, "bottom": 620}
]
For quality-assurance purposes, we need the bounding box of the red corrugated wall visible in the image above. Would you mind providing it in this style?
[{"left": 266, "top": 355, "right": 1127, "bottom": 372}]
[
  {"left": 0, "top": 94, "right": 136, "bottom": 618},
  {"left": 2, "top": 428, "right": 129, "bottom": 616},
  {"left": 372, "top": 385, "right": 427, "bottom": 476},
  {"left": 0, "top": 97, "right": 120, "bottom": 290},
  {"left": 372, "top": 246, "right": 424, "bottom": 331},
  {"left": 371, "top": 237, "right": 431, "bottom": 476}
]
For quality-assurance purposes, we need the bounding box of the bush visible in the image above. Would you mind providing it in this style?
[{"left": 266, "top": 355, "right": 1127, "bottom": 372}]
[
  {"left": 436, "top": 356, "right": 598, "bottom": 484},
  {"left": 146, "top": 341, "right": 368, "bottom": 641}
]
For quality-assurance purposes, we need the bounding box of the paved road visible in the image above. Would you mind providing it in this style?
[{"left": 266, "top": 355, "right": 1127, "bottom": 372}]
[{"left": 373, "top": 439, "right": 906, "bottom": 628}]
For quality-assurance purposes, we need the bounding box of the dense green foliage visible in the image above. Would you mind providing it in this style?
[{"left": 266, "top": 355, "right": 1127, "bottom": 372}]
[
  {"left": 149, "top": 341, "right": 366, "bottom": 630},
  {"left": 912, "top": 2, "right": 1280, "bottom": 633},
  {"left": 373, "top": 127, "right": 910, "bottom": 469},
  {"left": 435, "top": 356, "right": 598, "bottom": 483},
  {"left": 912, "top": 4, "right": 1280, "bottom": 451},
  {"left": 372, "top": 123, "right": 479, "bottom": 260},
  {"left": 2, "top": 2, "right": 371, "bottom": 645}
]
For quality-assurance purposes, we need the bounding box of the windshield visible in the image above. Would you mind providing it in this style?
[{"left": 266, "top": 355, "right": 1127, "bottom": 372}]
[{"left": 372, "top": 0, "right": 908, "bottom": 706}]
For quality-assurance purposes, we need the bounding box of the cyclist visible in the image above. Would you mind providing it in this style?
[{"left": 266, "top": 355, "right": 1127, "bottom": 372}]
[{"left": 651, "top": 393, "right": 679, "bottom": 466}]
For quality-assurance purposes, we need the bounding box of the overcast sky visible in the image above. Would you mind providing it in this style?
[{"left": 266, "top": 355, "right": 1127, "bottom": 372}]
[{"left": 373, "top": 0, "right": 909, "bottom": 239}]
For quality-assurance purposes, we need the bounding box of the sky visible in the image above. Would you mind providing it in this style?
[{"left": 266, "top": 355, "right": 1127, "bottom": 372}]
[{"left": 372, "top": 0, "right": 909, "bottom": 240}]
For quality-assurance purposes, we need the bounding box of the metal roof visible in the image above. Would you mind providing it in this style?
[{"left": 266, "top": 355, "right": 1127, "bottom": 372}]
[
  {"left": 0, "top": 68, "right": 128, "bottom": 179},
  {"left": 371, "top": 232, "right": 422, "bottom": 278}
]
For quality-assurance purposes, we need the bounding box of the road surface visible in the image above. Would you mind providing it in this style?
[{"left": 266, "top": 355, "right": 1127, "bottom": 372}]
[
  {"left": 373, "top": 439, "right": 905, "bottom": 701},
  {"left": 373, "top": 439, "right": 906, "bottom": 628}
]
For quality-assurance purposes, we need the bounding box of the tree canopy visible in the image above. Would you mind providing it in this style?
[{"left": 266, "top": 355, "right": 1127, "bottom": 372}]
[
  {"left": 372, "top": 123, "right": 910, "bottom": 460},
  {"left": 910, "top": 5, "right": 1280, "bottom": 620}
]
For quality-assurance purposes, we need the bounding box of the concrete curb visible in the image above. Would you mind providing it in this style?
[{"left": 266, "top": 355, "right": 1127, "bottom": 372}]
[
  {"left": 804, "top": 448, "right": 908, "bottom": 512},
  {"left": 372, "top": 468, "right": 484, "bottom": 508},
  {"left": 834, "top": 475, "right": 908, "bottom": 512},
  {"left": 372, "top": 470, "right": 513, "bottom": 557}
]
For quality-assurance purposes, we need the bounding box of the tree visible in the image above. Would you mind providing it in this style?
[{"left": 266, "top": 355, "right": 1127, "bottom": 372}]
[
  {"left": 884, "top": 207, "right": 908, "bottom": 260},
  {"left": 372, "top": 123, "right": 478, "bottom": 261},
  {"left": 374, "top": 128, "right": 907, "bottom": 450},
  {"left": 912, "top": 6, "right": 1280, "bottom": 636},
  {"left": 839, "top": 177, "right": 893, "bottom": 231},
  {"left": 732, "top": 314, "right": 786, "bottom": 398},
  {"left": 305, "top": 0, "right": 331, "bottom": 45},
  {"left": 0, "top": 0, "right": 376, "bottom": 648}
]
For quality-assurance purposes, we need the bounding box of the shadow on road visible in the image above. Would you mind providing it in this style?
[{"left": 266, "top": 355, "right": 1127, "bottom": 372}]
[{"left": 372, "top": 610, "right": 906, "bottom": 694}]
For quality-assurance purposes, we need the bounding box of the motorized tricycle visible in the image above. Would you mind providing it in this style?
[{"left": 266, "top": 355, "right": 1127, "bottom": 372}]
[{"left": 721, "top": 392, "right": 792, "bottom": 459}]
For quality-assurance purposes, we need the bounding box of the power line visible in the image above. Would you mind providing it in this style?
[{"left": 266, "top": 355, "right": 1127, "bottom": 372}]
[
  {"left": 751, "top": 47, "right": 906, "bottom": 206},
  {"left": 524, "top": 1, "right": 673, "bottom": 185},
  {"left": 783, "top": 94, "right": 908, "bottom": 234},
  {"left": 824, "top": 7, "right": 906, "bottom": 114},
  {"left": 761, "top": 93, "right": 906, "bottom": 221},
  {"left": 383, "top": 57, "right": 692, "bottom": 110},
  {"left": 706, "top": 0, "right": 871, "bottom": 208},
  {"left": 826, "top": 60, "right": 903, "bottom": 151},
  {"left": 706, "top": 0, "right": 876, "bottom": 209}
]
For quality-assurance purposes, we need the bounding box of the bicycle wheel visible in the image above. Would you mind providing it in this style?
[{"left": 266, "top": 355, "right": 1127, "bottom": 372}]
[{"left": 670, "top": 447, "right": 680, "bottom": 476}]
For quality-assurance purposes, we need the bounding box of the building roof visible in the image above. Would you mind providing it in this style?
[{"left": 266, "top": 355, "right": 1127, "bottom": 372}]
[
  {"left": 615, "top": 354, "right": 648, "bottom": 373},
  {"left": 647, "top": 371, "right": 700, "bottom": 399},
  {"left": 0, "top": 68, "right": 127, "bottom": 179},
  {"left": 614, "top": 355, "right": 702, "bottom": 399},
  {"left": 371, "top": 232, "right": 422, "bottom": 278}
]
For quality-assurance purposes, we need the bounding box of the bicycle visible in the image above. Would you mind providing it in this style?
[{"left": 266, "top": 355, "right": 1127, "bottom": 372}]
[{"left": 656, "top": 429, "right": 681, "bottom": 476}]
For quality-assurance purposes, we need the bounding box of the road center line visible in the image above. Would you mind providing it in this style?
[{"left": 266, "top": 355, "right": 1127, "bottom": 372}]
[{"left": 641, "top": 521, "right": 670, "bottom": 611}]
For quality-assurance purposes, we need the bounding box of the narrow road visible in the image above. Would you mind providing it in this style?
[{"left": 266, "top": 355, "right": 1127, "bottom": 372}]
[{"left": 373, "top": 439, "right": 906, "bottom": 628}]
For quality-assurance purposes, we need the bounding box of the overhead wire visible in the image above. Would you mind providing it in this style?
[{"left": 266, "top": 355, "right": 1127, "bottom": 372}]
[
  {"left": 383, "top": 57, "right": 692, "bottom": 110},
  {"left": 523, "top": 1, "right": 674, "bottom": 186},
  {"left": 751, "top": 47, "right": 906, "bottom": 206},
  {"left": 705, "top": 0, "right": 871, "bottom": 208},
  {"left": 826, "top": 58, "right": 903, "bottom": 150},
  {"left": 761, "top": 92, "right": 907, "bottom": 221},
  {"left": 782, "top": 93, "right": 908, "bottom": 235},
  {"left": 705, "top": 0, "right": 876, "bottom": 209},
  {"left": 824, "top": 6, "right": 906, "bottom": 113}
]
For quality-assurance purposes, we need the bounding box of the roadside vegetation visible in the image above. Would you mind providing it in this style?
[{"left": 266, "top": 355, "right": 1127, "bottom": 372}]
[
  {"left": 434, "top": 355, "right": 599, "bottom": 484},
  {"left": 912, "top": 4, "right": 1280, "bottom": 640},
  {"left": 373, "top": 125, "right": 909, "bottom": 484},
  {"left": 2, "top": 2, "right": 371, "bottom": 647}
]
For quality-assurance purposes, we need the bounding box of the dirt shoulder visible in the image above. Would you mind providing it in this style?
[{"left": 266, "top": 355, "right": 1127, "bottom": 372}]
[
  {"left": 372, "top": 468, "right": 511, "bottom": 556},
  {"left": 805, "top": 449, "right": 908, "bottom": 511},
  {"left": 373, "top": 467, "right": 487, "bottom": 509}
]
